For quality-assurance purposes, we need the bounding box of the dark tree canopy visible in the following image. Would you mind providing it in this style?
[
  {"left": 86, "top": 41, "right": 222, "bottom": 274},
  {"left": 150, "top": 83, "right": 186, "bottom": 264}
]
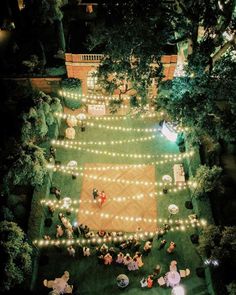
[
  {"left": 156, "top": 52, "right": 236, "bottom": 142},
  {"left": 0, "top": 221, "right": 33, "bottom": 292}
]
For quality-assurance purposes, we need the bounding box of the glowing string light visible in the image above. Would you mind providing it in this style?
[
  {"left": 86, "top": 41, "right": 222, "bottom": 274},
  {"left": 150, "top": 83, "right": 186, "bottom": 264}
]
[
  {"left": 33, "top": 218, "right": 207, "bottom": 247},
  {"left": 51, "top": 141, "right": 194, "bottom": 161},
  {"left": 47, "top": 164, "right": 189, "bottom": 188},
  {"left": 51, "top": 135, "right": 156, "bottom": 146}
]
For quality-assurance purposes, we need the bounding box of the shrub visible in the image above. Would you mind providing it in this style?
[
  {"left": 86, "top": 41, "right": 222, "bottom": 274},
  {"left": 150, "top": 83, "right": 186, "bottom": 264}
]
[
  {"left": 0, "top": 221, "right": 32, "bottom": 291},
  {"left": 61, "top": 78, "right": 82, "bottom": 109}
]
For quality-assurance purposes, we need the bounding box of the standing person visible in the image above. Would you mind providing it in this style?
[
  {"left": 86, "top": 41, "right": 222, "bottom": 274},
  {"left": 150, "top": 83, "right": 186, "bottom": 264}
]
[
  {"left": 98, "top": 191, "right": 107, "bottom": 208},
  {"left": 92, "top": 188, "right": 99, "bottom": 200},
  {"left": 158, "top": 239, "right": 167, "bottom": 250},
  {"left": 67, "top": 245, "right": 75, "bottom": 257},
  {"left": 167, "top": 241, "right": 176, "bottom": 254},
  {"left": 133, "top": 252, "right": 144, "bottom": 268},
  {"left": 116, "top": 252, "right": 124, "bottom": 264},
  {"left": 143, "top": 240, "right": 152, "bottom": 255}
]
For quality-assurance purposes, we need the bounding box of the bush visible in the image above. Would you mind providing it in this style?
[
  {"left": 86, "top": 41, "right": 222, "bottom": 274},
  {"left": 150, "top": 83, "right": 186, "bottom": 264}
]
[
  {"left": 0, "top": 206, "right": 14, "bottom": 222},
  {"left": 61, "top": 78, "right": 82, "bottom": 110}
]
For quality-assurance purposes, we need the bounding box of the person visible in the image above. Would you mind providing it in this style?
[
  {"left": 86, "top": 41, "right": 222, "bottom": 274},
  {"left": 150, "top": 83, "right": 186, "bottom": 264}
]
[
  {"left": 100, "top": 243, "right": 108, "bottom": 255},
  {"left": 158, "top": 239, "right": 167, "bottom": 250},
  {"left": 170, "top": 260, "right": 177, "bottom": 272},
  {"left": 153, "top": 264, "right": 161, "bottom": 276},
  {"left": 92, "top": 188, "right": 99, "bottom": 200},
  {"left": 167, "top": 241, "right": 176, "bottom": 254},
  {"left": 65, "top": 228, "right": 74, "bottom": 239},
  {"left": 147, "top": 275, "right": 154, "bottom": 288},
  {"left": 48, "top": 204, "right": 55, "bottom": 217},
  {"left": 67, "top": 245, "right": 75, "bottom": 257},
  {"left": 50, "top": 186, "right": 61, "bottom": 200},
  {"left": 50, "top": 146, "right": 56, "bottom": 159},
  {"left": 140, "top": 277, "right": 148, "bottom": 288},
  {"left": 98, "top": 191, "right": 107, "bottom": 208},
  {"left": 83, "top": 247, "right": 91, "bottom": 257},
  {"left": 43, "top": 235, "right": 51, "bottom": 240},
  {"left": 56, "top": 225, "right": 64, "bottom": 238},
  {"left": 104, "top": 253, "right": 113, "bottom": 265},
  {"left": 143, "top": 240, "right": 152, "bottom": 255},
  {"left": 123, "top": 253, "right": 132, "bottom": 266},
  {"left": 128, "top": 257, "right": 139, "bottom": 271},
  {"left": 116, "top": 252, "right": 124, "bottom": 264},
  {"left": 133, "top": 252, "right": 144, "bottom": 268}
]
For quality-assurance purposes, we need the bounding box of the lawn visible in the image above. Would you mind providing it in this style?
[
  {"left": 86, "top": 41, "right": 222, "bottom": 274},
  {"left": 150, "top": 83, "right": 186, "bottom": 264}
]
[{"left": 33, "top": 114, "right": 208, "bottom": 295}]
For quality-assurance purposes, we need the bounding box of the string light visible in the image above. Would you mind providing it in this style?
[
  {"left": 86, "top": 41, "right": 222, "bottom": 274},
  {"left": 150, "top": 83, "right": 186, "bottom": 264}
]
[
  {"left": 51, "top": 141, "right": 194, "bottom": 161},
  {"left": 51, "top": 135, "right": 156, "bottom": 146},
  {"left": 33, "top": 219, "right": 207, "bottom": 247},
  {"left": 85, "top": 122, "right": 159, "bottom": 133},
  {"left": 47, "top": 164, "right": 188, "bottom": 188},
  {"left": 41, "top": 185, "right": 188, "bottom": 209},
  {"left": 59, "top": 91, "right": 133, "bottom": 102},
  {"left": 54, "top": 111, "right": 161, "bottom": 121}
]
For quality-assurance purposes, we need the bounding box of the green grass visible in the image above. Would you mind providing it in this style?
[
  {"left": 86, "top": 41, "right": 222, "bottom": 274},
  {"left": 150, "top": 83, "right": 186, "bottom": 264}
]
[{"left": 33, "top": 116, "right": 207, "bottom": 295}]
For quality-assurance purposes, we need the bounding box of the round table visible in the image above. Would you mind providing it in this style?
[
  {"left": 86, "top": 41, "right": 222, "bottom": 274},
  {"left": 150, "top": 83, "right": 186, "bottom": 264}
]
[
  {"left": 77, "top": 113, "right": 87, "bottom": 121},
  {"left": 67, "top": 160, "right": 78, "bottom": 168},
  {"left": 65, "top": 127, "right": 75, "bottom": 139},
  {"left": 62, "top": 197, "right": 72, "bottom": 209},
  {"left": 166, "top": 271, "right": 181, "bottom": 288},
  {"left": 168, "top": 204, "right": 179, "bottom": 215},
  {"left": 162, "top": 175, "right": 172, "bottom": 182},
  {"left": 66, "top": 116, "right": 77, "bottom": 127},
  {"left": 117, "top": 274, "right": 129, "bottom": 288}
]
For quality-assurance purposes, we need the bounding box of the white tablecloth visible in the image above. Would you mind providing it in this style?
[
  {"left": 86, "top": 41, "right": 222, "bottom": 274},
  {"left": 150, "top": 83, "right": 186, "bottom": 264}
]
[{"left": 173, "top": 164, "right": 185, "bottom": 184}]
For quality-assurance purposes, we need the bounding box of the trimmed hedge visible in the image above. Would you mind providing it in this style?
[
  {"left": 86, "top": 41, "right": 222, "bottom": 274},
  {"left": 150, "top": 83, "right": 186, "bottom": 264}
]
[{"left": 61, "top": 78, "right": 83, "bottom": 109}]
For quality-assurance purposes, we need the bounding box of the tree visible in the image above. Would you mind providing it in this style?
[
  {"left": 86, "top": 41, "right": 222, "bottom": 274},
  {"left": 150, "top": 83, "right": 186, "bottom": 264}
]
[
  {"left": 87, "top": 0, "right": 174, "bottom": 100},
  {"left": 227, "top": 281, "right": 236, "bottom": 295},
  {"left": 0, "top": 221, "right": 32, "bottom": 292},
  {"left": 33, "top": 0, "right": 66, "bottom": 52},
  {"left": 4, "top": 142, "right": 48, "bottom": 191},
  {"left": 192, "top": 165, "right": 222, "bottom": 197},
  {"left": 156, "top": 52, "right": 236, "bottom": 142},
  {"left": 198, "top": 225, "right": 236, "bottom": 269},
  {"left": 165, "top": 0, "right": 235, "bottom": 65}
]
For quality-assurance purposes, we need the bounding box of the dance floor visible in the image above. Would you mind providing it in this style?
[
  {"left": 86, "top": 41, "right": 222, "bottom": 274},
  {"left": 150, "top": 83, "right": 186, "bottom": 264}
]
[{"left": 78, "top": 163, "right": 157, "bottom": 232}]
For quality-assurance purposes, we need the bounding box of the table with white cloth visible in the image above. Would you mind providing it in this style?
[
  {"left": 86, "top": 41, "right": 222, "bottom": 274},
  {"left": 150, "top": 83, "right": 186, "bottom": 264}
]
[
  {"left": 166, "top": 271, "right": 181, "bottom": 288},
  {"left": 65, "top": 127, "right": 75, "bottom": 139},
  {"left": 66, "top": 116, "right": 77, "bottom": 127},
  {"left": 173, "top": 164, "right": 185, "bottom": 185}
]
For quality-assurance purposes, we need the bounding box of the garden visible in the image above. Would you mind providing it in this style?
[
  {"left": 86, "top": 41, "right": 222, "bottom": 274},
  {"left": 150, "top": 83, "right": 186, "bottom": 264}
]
[{"left": 30, "top": 101, "right": 209, "bottom": 295}]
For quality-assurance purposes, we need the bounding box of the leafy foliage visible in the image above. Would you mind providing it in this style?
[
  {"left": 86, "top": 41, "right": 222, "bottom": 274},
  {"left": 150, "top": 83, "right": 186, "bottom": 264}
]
[
  {"left": 4, "top": 143, "right": 48, "bottom": 190},
  {"left": 227, "top": 281, "right": 236, "bottom": 295},
  {"left": 61, "top": 78, "right": 83, "bottom": 109},
  {"left": 87, "top": 0, "right": 173, "bottom": 99},
  {"left": 192, "top": 164, "right": 222, "bottom": 197},
  {"left": 21, "top": 91, "right": 62, "bottom": 142},
  {"left": 156, "top": 53, "right": 236, "bottom": 142},
  {"left": 0, "top": 221, "right": 32, "bottom": 292},
  {"left": 198, "top": 225, "right": 236, "bottom": 268}
]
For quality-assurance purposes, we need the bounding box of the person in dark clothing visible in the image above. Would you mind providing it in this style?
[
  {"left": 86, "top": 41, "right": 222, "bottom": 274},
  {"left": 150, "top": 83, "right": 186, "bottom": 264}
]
[{"left": 158, "top": 239, "right": 167, "bottom": 250}]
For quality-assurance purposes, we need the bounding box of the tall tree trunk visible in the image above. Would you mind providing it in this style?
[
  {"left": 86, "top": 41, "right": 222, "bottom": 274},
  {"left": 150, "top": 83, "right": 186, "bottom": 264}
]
[{"left": 55, "top": 19, "right": 66, "bottom": 52}]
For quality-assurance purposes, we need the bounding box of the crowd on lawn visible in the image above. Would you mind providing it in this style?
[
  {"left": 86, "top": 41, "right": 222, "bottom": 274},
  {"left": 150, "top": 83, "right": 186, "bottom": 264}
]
[{"left": 43, "top": 186, "right": 192, "bottom": 291}]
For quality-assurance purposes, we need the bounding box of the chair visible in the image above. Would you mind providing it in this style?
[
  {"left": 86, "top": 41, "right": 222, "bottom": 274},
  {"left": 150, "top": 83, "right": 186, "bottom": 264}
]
[
  {"left": 43, "top": 279, "right": 54, "bottom": 288},
  {"left": 180, "top": 269, "right": 191, "bottom": 278},
  {"left": 186, "top": 268, "right": 191, "bottom": 277},
  {"left": 64, "top": 284, "right": 73, "bottom": 294},
  {"left": 157, "top": 276, "right": 166, "bottom": 287}
]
